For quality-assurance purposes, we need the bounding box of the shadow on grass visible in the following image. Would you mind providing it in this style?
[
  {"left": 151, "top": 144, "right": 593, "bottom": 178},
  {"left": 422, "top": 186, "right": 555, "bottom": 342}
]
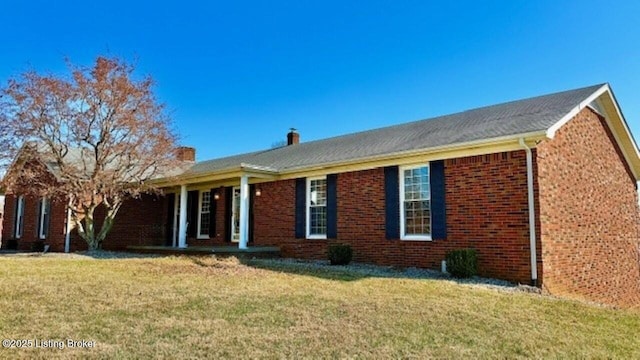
[
  {"left": 241, "top": 258, "right": 373, "bottom": 281},
  {"left": 239, "top": 258, "right": 519, "bottom": 290},
  {"left": 235, "top": 257, "right": 473, "bottom": 284}
]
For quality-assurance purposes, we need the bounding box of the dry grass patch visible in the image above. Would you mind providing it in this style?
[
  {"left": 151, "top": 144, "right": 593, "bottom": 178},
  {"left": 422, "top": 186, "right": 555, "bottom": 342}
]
[{"left": 0, "top": 254, "right": 638, "bottom": 359}]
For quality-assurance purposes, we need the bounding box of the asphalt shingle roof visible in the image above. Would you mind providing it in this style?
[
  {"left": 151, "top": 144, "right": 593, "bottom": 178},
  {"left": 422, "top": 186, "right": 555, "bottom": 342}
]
[{"left": 184, "top": 84, "right": 604, "bottom": 175}]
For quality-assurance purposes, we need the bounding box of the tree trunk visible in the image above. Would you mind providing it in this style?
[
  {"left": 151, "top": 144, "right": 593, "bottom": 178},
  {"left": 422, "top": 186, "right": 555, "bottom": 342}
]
[{"left": 70, "top": 195, "right": 124, "bottom": 252}]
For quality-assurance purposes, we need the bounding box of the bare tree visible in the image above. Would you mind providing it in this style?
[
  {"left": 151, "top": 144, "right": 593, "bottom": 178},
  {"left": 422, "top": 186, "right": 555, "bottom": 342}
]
[{"left": 0, "top": 57, "right": 181, "bottom": 250}]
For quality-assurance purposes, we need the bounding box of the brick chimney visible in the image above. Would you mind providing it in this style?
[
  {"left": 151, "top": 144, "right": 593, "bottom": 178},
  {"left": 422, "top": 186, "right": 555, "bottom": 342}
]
[
  {"left": 175, "top": 146, "right": 196, "bottom": 162},
  {"left": 287, "top": 128, "right": 300, "bottom": 146}
]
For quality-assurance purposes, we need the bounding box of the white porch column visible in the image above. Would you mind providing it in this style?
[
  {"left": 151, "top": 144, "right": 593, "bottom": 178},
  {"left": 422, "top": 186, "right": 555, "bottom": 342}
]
[
  {"left": 64, "top": 206, "right": 72, "bottom": 253},
  {"left": 238, "top": 175, "right": 249, "bottom": 250},
  {"left": 178, "top": 184, "right": 188, "bottom": 248}
]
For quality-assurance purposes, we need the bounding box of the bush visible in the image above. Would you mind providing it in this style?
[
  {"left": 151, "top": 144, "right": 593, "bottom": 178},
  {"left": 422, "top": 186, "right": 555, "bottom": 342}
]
[
  {"left": 328, "top": 244, "right": 353, "bottom": 265},
  {"left": 4, "top": 239, "right": 18, "bottom": 250},
  {"left": 31, "top": 241, "right": 45, "bottom": 252},
  {"left": 445, "top": 249, "right": 478, "bottom": 278}
]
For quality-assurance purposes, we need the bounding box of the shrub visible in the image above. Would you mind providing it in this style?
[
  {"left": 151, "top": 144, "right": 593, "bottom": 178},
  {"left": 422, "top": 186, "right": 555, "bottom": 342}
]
[
  {"left": 328, "top": 244, "right": 353, "bottom": 265},
  {"left": 4, "top": 239, "right": 18, "bottom": 250},
  {"left": 31, "top": 241, "right": 46, "bottom": 252},
  {"left": 445, "top": 249, "right": 478, "bottom": 278}
]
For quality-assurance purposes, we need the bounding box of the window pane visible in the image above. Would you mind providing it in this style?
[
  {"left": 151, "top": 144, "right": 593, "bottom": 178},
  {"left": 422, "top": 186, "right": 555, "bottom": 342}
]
[
  {"left": 310, "top": 206, "right": 327, "bottom": 236},
  {"left": 199, "top": 191, "right": 211, "bottom": 236},
  {"left": 308, "top": 178, "right": 327, "bottom": 236},
  {"left": 199, "top": 214, "right": 210, "bottom": 236},
  {"left": 403, "top": 166, "right": 431, "bottom": 236}
]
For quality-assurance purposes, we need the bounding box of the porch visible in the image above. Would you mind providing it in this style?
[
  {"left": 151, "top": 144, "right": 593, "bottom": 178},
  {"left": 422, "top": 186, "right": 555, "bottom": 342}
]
[{"left": 126, "top": 245, "right": 281, "bottom": 258}]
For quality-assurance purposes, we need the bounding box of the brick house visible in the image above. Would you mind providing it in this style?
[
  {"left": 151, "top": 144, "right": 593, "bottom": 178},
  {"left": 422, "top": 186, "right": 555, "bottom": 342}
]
[{"left": 2, "top": 83, "right": 640, "bottom": 307}]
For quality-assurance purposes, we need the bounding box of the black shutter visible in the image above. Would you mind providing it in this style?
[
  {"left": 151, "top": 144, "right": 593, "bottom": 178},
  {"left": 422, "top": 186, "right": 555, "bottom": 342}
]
[
  {"left": 430, "top": 160, "right": 447, "bottom": 239},
  {"left": 209, "top": 189, "right": 217, "bottom": 238},
  {"left": 326, "top": 174, "right": 338, "bottom": 239},
  {"left": 166, "top": 194, "right": 175, "bottom": 246},
  {"left": 13, "top": 196, "right": 20, "bottom": 238},
  {"left": 42, "top": 200, "right": 50, "bottom": 239},
  {"left": 295, "top": 178, "right": 306, "bottom": 238},
  {"left": 249, "top": 184, "right": 255, "bottom": 243},
  {"left": 36, "top": 198, "right": 42, "bottom": 238},
  {"left": 224, "top": 187, "right": 233, "bottom": 242},
  {"left": 187, "top": 191, "right": 199, "bottom": 238},
  {"left": 384, "top": 166, "right": 400, "bottom": 240}
]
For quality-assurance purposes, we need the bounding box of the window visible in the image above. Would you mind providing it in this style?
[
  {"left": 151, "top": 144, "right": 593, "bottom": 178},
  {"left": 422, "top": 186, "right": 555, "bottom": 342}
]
[
  {"left": 306, "top": 177, "right": 327, "bottom": 238},
  {"left": 38, "top": 198, "right": 51, "bottom": 239},
  {"left": 197, "top": 191, "right": 211, "bottom": 238},
  {"left": 14, "top": 196, "right": 25, "bottom": 239},
  {"left": 231, "top": 187, "right": 240, "bottom": 242},
  {"left": 400, "top": 164, "right": 432, "bottom": 240}
]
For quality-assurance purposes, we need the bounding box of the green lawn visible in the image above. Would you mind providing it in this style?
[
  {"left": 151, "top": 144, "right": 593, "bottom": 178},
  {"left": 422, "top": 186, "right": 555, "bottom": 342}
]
[{"left": 0, "top": 254, "right": 638, "bottom": 359}]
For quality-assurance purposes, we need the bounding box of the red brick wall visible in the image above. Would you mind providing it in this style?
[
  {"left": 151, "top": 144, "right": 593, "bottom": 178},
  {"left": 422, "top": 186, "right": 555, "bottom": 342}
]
[
  {"left": 1, "top": 194, "right": 69, "bottom": 251},
  {"left": 536, "top": 107, "right": 640, "bottom": 307},
  {"left": 1, "top": 193, "right": 168, "bottom": 252},
  {"left": 253, "top": 151, "right": 535, "bottom": 284},
  {"left": 102, "top": 194, "right": 168, "bottom": 250}
]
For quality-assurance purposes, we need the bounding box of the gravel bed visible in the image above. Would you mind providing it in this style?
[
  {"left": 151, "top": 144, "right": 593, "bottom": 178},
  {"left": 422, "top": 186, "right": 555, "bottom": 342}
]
[{"left": 250, "top": 258, "right": 541, "bottom": 294}]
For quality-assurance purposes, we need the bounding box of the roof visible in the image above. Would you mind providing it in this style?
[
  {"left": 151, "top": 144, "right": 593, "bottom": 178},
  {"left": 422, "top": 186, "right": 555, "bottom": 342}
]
[
  {"left": 183, "top": 83, "right": 611, "bottom": 175},
  {"left": 9, "top": 143, "right": 190, "bottom": 184}
]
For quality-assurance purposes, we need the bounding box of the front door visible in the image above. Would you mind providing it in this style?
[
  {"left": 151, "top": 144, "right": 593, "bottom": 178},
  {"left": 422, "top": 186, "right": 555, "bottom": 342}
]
[{"left": 230, "top": 187, "right": 241, "bottom": 243}]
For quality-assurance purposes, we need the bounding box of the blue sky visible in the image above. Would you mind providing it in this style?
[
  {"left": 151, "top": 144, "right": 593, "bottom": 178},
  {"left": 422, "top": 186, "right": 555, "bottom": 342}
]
[{"left": 2, "top": 1, "right": 639, "bottom": 161}]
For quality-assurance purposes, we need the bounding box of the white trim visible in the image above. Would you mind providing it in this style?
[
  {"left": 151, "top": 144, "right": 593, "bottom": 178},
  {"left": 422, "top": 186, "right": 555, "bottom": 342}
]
[
  {"left": 596, "top": 91, "right": 640, "bottom": 180},
  {"left": 154, "top": 131, "right": 547, "bottom": 187},
  {"left": 14, "top": 195, "right": 24, "bottom": 239},
  {"left": 519, "top": 138, "right": 538, "bottom": 284},
  {"left": 178, "top": 185, "right": 188, "bottom": 248},
  {"left": 546, "top": 84, "right": 609, "bottom": 139},
  {"left": 196, "top": 190, "right": 211, "bottom": 239},
  {"left": 399, "top": 164, "right": 432, "bottom": 241},
  {"left": 38, "top": 198, "right": 49, "bottom": 240},
  {"left": 546, "top": 84, "right": 640, "bottom": 180},
  {"left": 602, "top": 86, "right": 640, "bottom": 160},
  {"left": 230, "top": 186, "right": 240, "bottom": 243},
  {"left": 306, "top": 176, "right": 328, "bottom": 239},
  {"left": 238, "top": 175, "right": 249, "bottom": 249},
  {"left": 64, "top": 204, "right": 72, "bottom": 253}
]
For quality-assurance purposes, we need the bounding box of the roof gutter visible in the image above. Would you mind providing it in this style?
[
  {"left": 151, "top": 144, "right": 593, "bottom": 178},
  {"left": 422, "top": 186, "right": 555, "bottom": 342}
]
[{"left": 519, "top": 138, "right": 538, "bottom": 286}]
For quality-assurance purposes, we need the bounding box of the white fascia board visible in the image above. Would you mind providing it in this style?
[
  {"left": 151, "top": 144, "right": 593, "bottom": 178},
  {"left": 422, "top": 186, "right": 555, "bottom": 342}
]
[
  {"left": 238, "top": 163, "right": 279, "bottom": 173},
  {"left": 279, "top": 130, "right": 547, "bottom": 174},
  {"left": 546, "top": 84, "right": 609, "bottom": 139},
  {"left": 601, "top": 85, "right": 640, "bottom": 161},
  {"left": 547, "top": 83, "right": 640, "bottom": 180}
]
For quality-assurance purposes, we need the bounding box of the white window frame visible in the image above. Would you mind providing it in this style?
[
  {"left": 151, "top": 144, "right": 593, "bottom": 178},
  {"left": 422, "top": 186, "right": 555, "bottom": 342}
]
[
  {"left": 399, "top": 164, "right": 432, "bottom": 241},
  {"left": 38, "top": 198, "right": 50, "bottom": 240},
  {"left": 14, "top": 195, "right": 25, "bottom": 239},
  {"left": 231, "top": 186, "right": 241, "bottom": 243},
  {"left": 306, "top": 176, "right": 328, "bottom": 239},
  {"left": 196, "top": 190, "right": 211, "bottom": 239}
]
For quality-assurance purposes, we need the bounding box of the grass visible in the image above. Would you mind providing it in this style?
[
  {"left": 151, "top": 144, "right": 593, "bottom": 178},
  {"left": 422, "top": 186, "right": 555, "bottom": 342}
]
[{"left": 0, "top": 254, "right": 638, "bottom": 359}]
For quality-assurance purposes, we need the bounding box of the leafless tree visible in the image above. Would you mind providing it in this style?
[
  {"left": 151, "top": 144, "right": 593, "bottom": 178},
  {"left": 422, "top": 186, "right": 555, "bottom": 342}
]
[{"left": 0, "top": 57, "right": 182, "bottom": 250}]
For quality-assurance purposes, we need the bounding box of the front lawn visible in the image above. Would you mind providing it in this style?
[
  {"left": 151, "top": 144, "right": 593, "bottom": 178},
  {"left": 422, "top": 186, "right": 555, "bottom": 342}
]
[{"left": 0, "top": 254, "right": 638, "bottom": 359}]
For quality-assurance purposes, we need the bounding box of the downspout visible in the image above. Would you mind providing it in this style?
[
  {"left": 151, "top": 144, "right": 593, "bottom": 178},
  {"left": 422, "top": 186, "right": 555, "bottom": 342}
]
[{"left": 519, "top": 138, "right": 538, "bottom": 286}]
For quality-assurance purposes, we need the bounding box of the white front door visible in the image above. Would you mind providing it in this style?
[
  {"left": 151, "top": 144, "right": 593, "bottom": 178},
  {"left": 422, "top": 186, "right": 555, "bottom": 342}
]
[{"left": 231, "top": 187, "right": 241, "bottom": 243}]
